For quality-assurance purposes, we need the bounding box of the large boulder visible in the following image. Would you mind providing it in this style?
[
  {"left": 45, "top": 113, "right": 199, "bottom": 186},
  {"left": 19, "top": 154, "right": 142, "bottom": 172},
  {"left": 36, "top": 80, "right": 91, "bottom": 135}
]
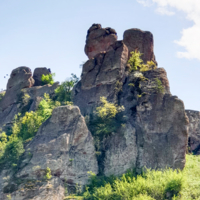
[
  {"left": 185, "top": 110, "right": 200, "bottom": 154},
  {"left": 0, "top": 66, "right": 34, "bottom": 112},
  {"left": 33, "top": 67, "right": 51, "bottom": 86},
  {"left": 85, "top": 24, "right": 117, "bottom": 59},
  {"left": 123, "top": 28, "right": 157, "bottom": 64},
  {"left": 4, "top": 106, "right": 98, "bottom": 200}
]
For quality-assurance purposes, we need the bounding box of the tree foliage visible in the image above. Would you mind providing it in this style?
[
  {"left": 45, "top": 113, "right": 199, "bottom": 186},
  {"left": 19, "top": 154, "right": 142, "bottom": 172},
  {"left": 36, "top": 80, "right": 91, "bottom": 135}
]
[
  {"left": 41, "top": 73, "right": 55, "bottom": 85},
  {"left": 0, "top": 93, "right": 60, "bottom": 169},
  {"left": 55, "top": 73, "right": 79, "bottom": 103}
]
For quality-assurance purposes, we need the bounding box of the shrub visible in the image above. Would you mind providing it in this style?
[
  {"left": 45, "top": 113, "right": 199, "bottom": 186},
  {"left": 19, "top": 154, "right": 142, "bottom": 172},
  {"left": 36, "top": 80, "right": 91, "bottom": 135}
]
[
  {"left": 153, "top": 78, "right": 164, "bottom": 94},
  {"left": 41, "top": 73, "right": 55, "bottom": 85},
  {"left": 44, "top": 167, "right": 52, "bottom": 180},
  {"left": 88, "top": 97, "right": 125, "bottom": 138},
  {"left": 55, "top": 73, "right": 79, "bottom": 103},
  {"left": 0, "top": 93, "right": 60, "bottom": 170},
  {"left": 128, "top": 50, "right": 156, "bottom": 72}
]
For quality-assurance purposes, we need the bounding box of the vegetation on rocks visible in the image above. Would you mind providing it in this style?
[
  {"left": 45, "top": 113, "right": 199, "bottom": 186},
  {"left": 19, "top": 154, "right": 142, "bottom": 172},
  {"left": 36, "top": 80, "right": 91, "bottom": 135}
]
[
  {"left": 0, "top": 93, "right": 60, "bottom": 169},
  {"left": 128, "top": 50, "right": 156, "bottom": 72},
  {"left": 55, "top": 73, "right": 79, "bottom": 104},
  {"left": 41, "top": 73, "right": 55, "bottom": 85},
  {"left": 0, "top": 91, "right": 5, "bottom": 102}
]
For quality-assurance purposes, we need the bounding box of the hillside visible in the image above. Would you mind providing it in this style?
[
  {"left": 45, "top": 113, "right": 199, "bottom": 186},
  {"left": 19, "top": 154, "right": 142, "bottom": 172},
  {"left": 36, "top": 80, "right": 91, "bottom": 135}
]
[{"left": 0, "top": 24, "right": 199, "bottom": 200}]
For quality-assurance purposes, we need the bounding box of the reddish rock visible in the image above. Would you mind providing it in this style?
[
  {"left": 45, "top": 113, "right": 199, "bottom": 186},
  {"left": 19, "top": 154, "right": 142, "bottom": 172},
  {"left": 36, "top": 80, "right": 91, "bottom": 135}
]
[
  {"left": 85, "top": 24, "right": 117, "bottom": 59},
  {"left": 123, "top": 28, "right": 157, "bottom": 64}
]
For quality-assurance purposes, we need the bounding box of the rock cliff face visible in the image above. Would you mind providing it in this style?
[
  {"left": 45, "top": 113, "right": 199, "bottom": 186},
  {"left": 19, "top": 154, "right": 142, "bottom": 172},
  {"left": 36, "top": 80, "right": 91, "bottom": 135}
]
[
  {"left": 186, "top": 110, "right": 200, "bottom": 154},
  {"left": 0, "top": 66, "right": 58, "bottom": 132},
  {"left": 0, "top": 24, "right": 190, "bottom": 199},
  {"left": 73, "top": 24, "right": 188, "bottom": 176},
  {"left": 1, "top": 106, "right": 97, "bottom": 199}
]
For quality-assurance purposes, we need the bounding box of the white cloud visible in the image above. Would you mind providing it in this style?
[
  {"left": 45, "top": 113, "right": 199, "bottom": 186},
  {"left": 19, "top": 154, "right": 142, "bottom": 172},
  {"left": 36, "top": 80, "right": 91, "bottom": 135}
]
[
  {"left": 155, "top": 7, "right": 174, "bottom": 16},
  {"left": 137, "top": 0, "right": 200, "bottom": 60},
  {"left": 137, "top": 0, "right": 152, "bottom": 7}
]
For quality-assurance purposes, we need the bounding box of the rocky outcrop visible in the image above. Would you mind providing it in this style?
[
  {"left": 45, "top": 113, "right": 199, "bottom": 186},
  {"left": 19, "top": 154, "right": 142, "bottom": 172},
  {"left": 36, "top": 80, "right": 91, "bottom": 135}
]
[
  {"left": 33, "top": 67, "right": 51, "bottom": 86},
  {"left": 1, "top": 105, "right": 97, "bottom": 199},
  {"left": 85, "top": 24, "right": 117, "bottom": 59},
  {"left": 185, "top": 110, "right": 200, "bottom": 154},
  {"left": 73, "top": 24, "right": 188, "bottom": 175},
  {"left": 123, "top": 28, "right": 157, "bottom": 64},
  {"left": 74, "top": 41, "right": 128, "bottom": 115},
  {"left": 0, "top": 66, "right": 58, "bottom": 131}
]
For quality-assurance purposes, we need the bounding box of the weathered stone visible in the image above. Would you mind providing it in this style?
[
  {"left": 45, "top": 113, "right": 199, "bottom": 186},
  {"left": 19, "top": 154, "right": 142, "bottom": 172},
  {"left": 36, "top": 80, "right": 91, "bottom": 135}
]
[
  {"left": 85, "top": 24, "right": 118, "bottom": 59},
  {"left": 0, "top": 67, "right": 58, "bottom": 132},
  {"left": 185, "top": 110, "right": 200, "bottom": 154},
  {"left": 73, "top": 41, "right": 128, "bottom": 116},
  {"left": 0, "top": 177, "right": 64, "bottom": 200},
  {"left": 33, "top": 67, "right": 51, "bottom": 86},
  {"left": 15, "top": 106, "right": 98, "bottom": 188},
  {"left": 0, "top": 67, "right": 34, "bottom": 112},
  {"left": 73, "top": 25, "right": 188, "bottom": 174},
  {"left": 123, "top": 28, "right": 157, "bottom": 64}
]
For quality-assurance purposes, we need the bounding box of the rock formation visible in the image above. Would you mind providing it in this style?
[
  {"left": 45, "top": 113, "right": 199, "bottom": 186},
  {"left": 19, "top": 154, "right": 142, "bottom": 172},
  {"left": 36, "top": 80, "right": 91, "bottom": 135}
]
[
  {"left": 123, "top": 28, "right": 157, "bottom": 64},
  {"left": 85, "top": 24, "right": 117, "bottom": 59},
  {"left": 1, "top": 106, "right": 97, "bottom": 199},
  {"left": 33, "top": 67, "right": 51, "bottom": 86},
  {"left": 0, "top": 66, "right": 58, "bottom": 132},
  {"left": 0, "top": 24, "right": 190, "bottom": 199},
  {"left": 73, "top": 24, "right": 188, "bottom": 176},
  {"left": 186, "top": 110, "right": 200, "bottom": 154}
]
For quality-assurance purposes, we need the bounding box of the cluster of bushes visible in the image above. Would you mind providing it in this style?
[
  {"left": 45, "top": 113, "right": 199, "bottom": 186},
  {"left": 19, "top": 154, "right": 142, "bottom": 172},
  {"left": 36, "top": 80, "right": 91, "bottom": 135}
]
[
  {"left": 79, "top": 154, "right": 200, "bottom": 200},
  {"left": 0, "top": 94, "right": 60, "bottom": 169},
  {"left": 0, "top": 72, "right": 79, "bottom": 170}
]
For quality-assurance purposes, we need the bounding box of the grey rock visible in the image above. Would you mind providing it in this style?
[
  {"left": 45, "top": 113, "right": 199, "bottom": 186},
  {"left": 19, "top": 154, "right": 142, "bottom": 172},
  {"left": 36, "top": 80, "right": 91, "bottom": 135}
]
[
  {"left": 73, "top": 26, "right": 188, "bottom": 174},
  {"left": 15, "top": 105, "right": 97, "bottom": 187},
  {"left": 186, "top": 110, "right": 200, "bottom": 154}
]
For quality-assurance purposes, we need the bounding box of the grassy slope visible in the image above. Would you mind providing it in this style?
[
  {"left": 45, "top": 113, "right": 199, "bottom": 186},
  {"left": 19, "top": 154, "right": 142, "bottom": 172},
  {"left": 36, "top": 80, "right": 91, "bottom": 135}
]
[{"left": 66, "top": 155, "right": 200, "bottom": 200}]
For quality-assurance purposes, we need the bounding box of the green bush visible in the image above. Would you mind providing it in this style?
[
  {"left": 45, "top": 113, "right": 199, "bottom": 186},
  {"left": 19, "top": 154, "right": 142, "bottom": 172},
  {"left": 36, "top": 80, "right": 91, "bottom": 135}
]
[
  {"left": 44, "top": 167, "right": 52, "bottom": 180},
  {"left": 88, "top": 97, "right": 125, "bottom": 138},
  {"left": 0, "top": 93, "right": 60, "bottom": 169},
  {"left": 128, "top": 50, "right": 156, "bottom": 72},
  {"left": 41, "top": 73, "right": 55, "bottom": 85},
  {"left": 81, "top": 155, "right": 200, "bottom": 200},
  {"left": 55, "top": 73, "right": 79, "bottom": 103},
  {"left": 153, "top": 78, "right": 164, "bottom": 94}
]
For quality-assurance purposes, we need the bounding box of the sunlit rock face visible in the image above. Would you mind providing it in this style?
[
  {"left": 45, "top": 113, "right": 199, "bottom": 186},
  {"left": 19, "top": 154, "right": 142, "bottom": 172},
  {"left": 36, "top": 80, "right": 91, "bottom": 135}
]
[
  {"left": 85, "top": 23, "right": 118, "bottom": 59},
  {"left": 73, "top": 24, "right": 188, "bottom": 176}
]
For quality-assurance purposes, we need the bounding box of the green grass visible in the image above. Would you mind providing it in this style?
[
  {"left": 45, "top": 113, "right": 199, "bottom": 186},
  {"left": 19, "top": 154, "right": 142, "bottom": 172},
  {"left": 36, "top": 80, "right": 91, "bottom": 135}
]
[{"left": 73, "top": 154, "right": 200, "bottom": 200}]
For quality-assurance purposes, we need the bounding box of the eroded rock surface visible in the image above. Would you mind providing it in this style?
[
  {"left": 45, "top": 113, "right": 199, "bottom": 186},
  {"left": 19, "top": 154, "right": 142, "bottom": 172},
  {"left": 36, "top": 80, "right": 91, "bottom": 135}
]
[
  {"left": 74, "top": 40, "right": 128, "bottom": 115},
  {"left": 85, "top": 24, "right": 117, "bottom": 59},
  {"left": 0, "top": 66, "right": 58, "bottom": 131},
  {"left": 123, "top": 28, "right": 157, "bottom": 64},
  {"left": 73, "top": 24, "right": 188, "bottom": 175},
  {"left": 186, "top": 110, "right": 200, "bottom": 154}
]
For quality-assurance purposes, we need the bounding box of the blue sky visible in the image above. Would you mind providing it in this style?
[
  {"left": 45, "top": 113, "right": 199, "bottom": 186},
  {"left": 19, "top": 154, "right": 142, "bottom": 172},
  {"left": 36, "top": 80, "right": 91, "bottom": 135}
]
[{"left": 1, "top": 0, "right": 200, "bottom": 110}]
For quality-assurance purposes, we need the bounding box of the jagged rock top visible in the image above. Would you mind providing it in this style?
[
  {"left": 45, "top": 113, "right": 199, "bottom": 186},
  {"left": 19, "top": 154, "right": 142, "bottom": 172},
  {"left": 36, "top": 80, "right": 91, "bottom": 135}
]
[
  {"left": 33, "top": 67, "right": 51, "bottom": 86},
  {"left": 85, "top": 24, "right": 118, "bottom": 59}
]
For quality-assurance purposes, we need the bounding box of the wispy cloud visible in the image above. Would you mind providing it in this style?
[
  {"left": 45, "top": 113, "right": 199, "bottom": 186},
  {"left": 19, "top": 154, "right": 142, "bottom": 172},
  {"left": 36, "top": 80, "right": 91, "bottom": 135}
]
[{"left": 137, "top": 0, "right": 200, "bottom": 61}]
